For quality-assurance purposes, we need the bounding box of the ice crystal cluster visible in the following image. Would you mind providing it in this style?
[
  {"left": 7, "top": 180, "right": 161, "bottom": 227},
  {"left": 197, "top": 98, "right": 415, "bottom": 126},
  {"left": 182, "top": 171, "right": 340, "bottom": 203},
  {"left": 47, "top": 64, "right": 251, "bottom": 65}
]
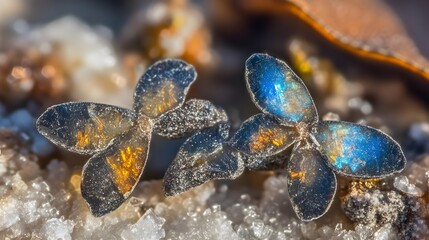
[{"left": 1, "top": 130, "right": 427, "bottom": 239}]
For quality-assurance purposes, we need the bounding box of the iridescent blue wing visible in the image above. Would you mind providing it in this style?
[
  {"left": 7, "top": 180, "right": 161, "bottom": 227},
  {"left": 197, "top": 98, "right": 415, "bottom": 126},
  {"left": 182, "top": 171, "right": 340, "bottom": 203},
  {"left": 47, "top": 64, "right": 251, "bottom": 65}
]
[
  {"left": 229, "top": 113, "right": 298, "bottom": 158},
  {"left": 133, "top": 59, "right": 197, "bottom": 119},
  {"left": 163, "top": 123, "right": 244, "bottom": 196},
  {"left": 153, "top": 99, "right": 228, "bottom": 138},
  {"left": 314, "top": 121, "right": 406, "bottom": 178},
  {"left": 245, "top": 53, "right": 318, "bottom": 125},
  {"left": 36, "top": 102, "right": 135, "bottom": 155},
  {"left": 81, "top": 118, "right": 151, "bottom": 217},
  {"left": 287, "top": 146, "right": 336, "bottom": 221}
]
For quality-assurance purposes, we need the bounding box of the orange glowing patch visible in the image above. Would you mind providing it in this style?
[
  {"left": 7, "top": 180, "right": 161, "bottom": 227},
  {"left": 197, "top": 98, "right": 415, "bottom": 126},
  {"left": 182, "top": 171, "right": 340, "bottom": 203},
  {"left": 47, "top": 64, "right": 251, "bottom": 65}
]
[
  {"left": 249, "top": 127, "right": 288, "bottom": 153},
  {"left": 140, "top": 81, "right": 179, "bottom": 118},
  {"left": 76, "top": 130, "right": 90, "bottom": 149},
  {"left": 289, "top": 170, "right": 306, "bottom": 182},
  {"left": 74, "top": 111, "right": 132, "bottom": 151},
  {"left": 107, "top": 146, "right": 146, "bottom": 195}
]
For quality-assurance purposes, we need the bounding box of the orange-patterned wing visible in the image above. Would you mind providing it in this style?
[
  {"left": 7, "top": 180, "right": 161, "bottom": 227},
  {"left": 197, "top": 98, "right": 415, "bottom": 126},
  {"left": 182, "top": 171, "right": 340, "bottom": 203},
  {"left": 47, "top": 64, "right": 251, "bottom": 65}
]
[
  {"left": 133, "top": 59, "right": 197, "bottom": 119},
  {"left": 37, "top": 102, "right": 135, "bottom": 155},
  {"left": 81, "top": 117, "right": 152, "bottom": 217}
]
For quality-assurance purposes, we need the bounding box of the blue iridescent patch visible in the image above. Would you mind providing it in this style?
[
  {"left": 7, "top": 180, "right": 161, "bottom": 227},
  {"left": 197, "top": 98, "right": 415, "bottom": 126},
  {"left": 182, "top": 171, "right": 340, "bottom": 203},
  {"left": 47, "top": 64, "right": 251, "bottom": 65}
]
[
  {"left": 315, "top": 121, "right": 406, "bottom": 178},
  {"left": 245, "top": 53, "right": 318, "bottom": 124}
]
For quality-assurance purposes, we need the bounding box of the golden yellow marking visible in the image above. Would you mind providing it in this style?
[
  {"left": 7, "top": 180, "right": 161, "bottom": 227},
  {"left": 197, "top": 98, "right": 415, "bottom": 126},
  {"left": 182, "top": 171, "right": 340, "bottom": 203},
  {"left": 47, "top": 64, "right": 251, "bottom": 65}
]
[
  {"left": 249, "top": 127, "right": 287, "bottom": 153},
  {"left": 141, "top": 82, "right": 179, "bottom": 118},
  {"left": 328, "top": 128, "right": 348, "bottom": 163},
  {"left": 342, "top": 179, "right": 382, "bottom": 199},
  {"left": 76, "top": 130, "right": 90, "bottom": 149},
  {"left": 74, "top": 112, "right": 131, "bottom": 151},
  {"left": 107, "top": 146, "right": 145, "bottom": 195},
  {"left": 289, "top": 170, "right": 306, "bottom": 182}
]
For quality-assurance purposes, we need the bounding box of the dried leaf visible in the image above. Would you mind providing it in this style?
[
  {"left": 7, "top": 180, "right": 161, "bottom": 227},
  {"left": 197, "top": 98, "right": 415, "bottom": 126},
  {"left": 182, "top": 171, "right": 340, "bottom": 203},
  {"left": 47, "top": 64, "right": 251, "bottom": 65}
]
[{"left": 242, "top": 0, "right": 429, "bottom": 82}]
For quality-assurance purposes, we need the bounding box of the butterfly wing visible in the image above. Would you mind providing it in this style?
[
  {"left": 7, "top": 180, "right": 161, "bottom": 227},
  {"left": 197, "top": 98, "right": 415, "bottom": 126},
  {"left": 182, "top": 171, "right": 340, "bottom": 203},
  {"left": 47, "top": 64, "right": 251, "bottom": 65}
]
[
  {"left": 245, "top": 147, "right": 293, "bottom": 171},
  {"left": 229, "top": 113, "right": 298, "bottom": 158},
  {"left": 133, "top": 59, "right": 197, "bottom": 119},
  {"left": 81, "top": 118, "right": 152, "bottom": 217},
  {"left": 314, "top": 121, "right": 406, "bottom": 178},
  {"left": 245, "top": 53, "right": 318, "bottom": 125},
  {"left": 287, "top": 146, "right": 336, "bottom": 221},
  {"left": 163, "top": 123, "right": 244, "bottom": 196},
  {"left": 36, "top": 102, "right": 135, "bottom": 155},
  {"left": 153, "top": 99, "right": 228, "bottom": 138}
]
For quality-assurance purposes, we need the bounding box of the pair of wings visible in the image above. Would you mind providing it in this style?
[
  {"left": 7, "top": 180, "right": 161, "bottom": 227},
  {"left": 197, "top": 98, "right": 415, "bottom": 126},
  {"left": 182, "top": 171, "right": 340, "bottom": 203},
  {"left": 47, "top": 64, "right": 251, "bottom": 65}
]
[
  {"left": 37, "top": 59, "right": 237, "bottom": 216},
  {"left": 229, "top": 54, "right": 406, "bottom": 221}
]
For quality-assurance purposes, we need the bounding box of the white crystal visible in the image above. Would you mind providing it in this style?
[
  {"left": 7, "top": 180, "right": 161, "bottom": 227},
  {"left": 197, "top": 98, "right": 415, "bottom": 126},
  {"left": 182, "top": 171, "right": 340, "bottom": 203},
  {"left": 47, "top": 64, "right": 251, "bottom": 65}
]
[
  {"left": 322, "top": 112, "right": 340, "bottom": 121},
  {"left": 0, "top": 137, "right": 425, "bottom": 239},
  {"left": 39, "top": 218, "right": 74, "bottom": 240},
  {"left": 121, "top": 209, "right": 165, "bottom": 240},
  {"left": 393, "top": 175, "right": 424, "bottom": 197}
]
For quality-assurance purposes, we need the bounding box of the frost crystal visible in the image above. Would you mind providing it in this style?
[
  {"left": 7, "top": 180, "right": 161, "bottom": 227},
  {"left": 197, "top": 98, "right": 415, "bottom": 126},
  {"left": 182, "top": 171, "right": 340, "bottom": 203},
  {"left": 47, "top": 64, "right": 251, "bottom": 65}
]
[
  {"left": 0, "top": 134, "right": 425, "bottom": 240},
  {"left": 393, "top": 175, "right": 424, "bottom": 197},
  {"left": 120, "top": 209, "right": 165, "bottom": 240}
]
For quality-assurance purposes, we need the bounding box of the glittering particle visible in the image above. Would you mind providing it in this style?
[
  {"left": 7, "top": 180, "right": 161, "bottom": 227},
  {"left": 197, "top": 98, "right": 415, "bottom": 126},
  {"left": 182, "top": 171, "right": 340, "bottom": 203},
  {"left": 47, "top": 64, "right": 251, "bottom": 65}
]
[
  {"left": 36, "top": 102, "right": 136, "bottom": 155},
  {"left": 315, "top": 121, "right": 406, "bottom": 178},
  {"left": 107, "top": 145, "right": 146, "bottom": 195},
  {"left": 229, "top": 113, "right": 297, "bottom": 157},
  {"left": 246, "top": 147, "right": 293, "bottom": 171},
  {"left": 133, "top": 59, "right": 197, "bottom": 118},
  {"left": 287, "top": 147, "right": 336, "bottom": 221},
  {"left": 153, "top": 99, "right": 228, "bottom": 138},
  {"left": 139, "top": 81, "right": 180, "bottom": 118},
  {"left": 342, "top": 187, "right": 406, "bottom": 227},
  {"left": 245, "top": 53, "right": 318, "bottom": 124},
  {"left": 163, "top": 123, "right": 244, "bottom": 196}
]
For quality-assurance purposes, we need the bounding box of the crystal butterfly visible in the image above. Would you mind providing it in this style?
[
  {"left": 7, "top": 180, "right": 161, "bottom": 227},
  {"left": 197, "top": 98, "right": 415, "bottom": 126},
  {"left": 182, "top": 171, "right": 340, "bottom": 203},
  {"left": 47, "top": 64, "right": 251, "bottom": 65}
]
[
  {"left": 230, "top": 53, "right": 406, "bottom": 221},
  {"left": 37, "top": 59, "right": 227, "bottom": 216},
  {"left": 162, "top": 115, "right": 245, "bottom": 197}
]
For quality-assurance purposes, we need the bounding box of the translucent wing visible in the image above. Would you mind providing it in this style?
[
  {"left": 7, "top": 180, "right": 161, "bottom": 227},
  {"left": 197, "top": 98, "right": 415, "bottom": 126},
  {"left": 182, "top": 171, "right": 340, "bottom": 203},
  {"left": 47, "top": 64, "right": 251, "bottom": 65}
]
[
  {"left": 314, "top": 121, "right": 406, "bottom": 178},
  {"left": 287, "top": 146, "right": 336, "bottom": 221},
  {"left": 245, "top": 147, "right": 293, "bottom": 171},
  {"left": 163, "top": 124, "right": 244, "bottom": 196},
  {"left": 36, "top": 102, "right": 135, "bottom": 155},
  {"left": 153, "top": 99, "right": 228, "bottom": 138},
  {"left": 81, "top": 118, "right": 152, "bottom": 217},
  {"left": 229, "top": 113, "right": 298, "bottom": 158},
  {"left": 245, "top": 53, "right": 318, "bottom": 125},
  {"left": 133, "top": 59, "right": 197, "bottom": 119}
]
